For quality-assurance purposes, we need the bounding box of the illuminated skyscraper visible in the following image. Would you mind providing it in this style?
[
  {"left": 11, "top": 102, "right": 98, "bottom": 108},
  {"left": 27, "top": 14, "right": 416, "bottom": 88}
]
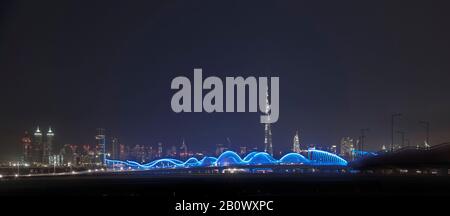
[
  {"left": 95, "top": 128, "right": 106, "bottom": 165},
  {"left": 263, "top": 90, "right": 273, "bottom": 156},
  {"left": 292, "top": 130, "right": 300, "bottom": 153},
  {"left": 21, "top": 131, "right": 32, "bottom": 163},
  {"left": 43, "top": 126, "right": 54, "bottom": 164},
  {"left": 33, "top": 126, "right": 43, "bottom": 163}
]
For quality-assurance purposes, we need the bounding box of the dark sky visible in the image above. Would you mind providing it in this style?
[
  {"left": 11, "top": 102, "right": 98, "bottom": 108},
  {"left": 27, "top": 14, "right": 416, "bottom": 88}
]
[{"left": 1, "top": 0, "right": 450, "bottom": 161}]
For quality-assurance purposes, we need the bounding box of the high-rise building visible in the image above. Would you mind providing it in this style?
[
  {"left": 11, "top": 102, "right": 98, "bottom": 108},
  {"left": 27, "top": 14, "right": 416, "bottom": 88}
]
[
  {"left": 33, "top": 126, "right": 43, "bottom": 164},
  {"left": 168, "top": 145, "right": 177, "bottom": 157},
  {"left": 145, "top": 146, "right": 154, "bottom": 161},
  {"left": 157, "top": 142, "right": 163, "bottom": 158},
  {"left": 131, "top": 145, "right": 146, "bottom": 162},
  {"left": 110, "top": 137, "right": 120, "bottom": 160},
  {"left": 43, "top": 126, "right": 54, "bottom": 164},
  {"left": 95, "top": 128, "right": 106, "bottom": 165},
  {"left": 292, "top": 130, "right": 300, "bottom": 153},
  {"left": 263, "top": 90, "right": 273, "bottom": 156},
  {"left": 21, "top": 131, "right": 32, "bottom": 163},
  {"left": 340, "top": 137, "right": 355, "bottom": 161},
  {"left": 179, "top": 139, "right": 188, "bottom": 158},
  {"left": 119, "top": 144, "right": 129, "bottom": 161}
]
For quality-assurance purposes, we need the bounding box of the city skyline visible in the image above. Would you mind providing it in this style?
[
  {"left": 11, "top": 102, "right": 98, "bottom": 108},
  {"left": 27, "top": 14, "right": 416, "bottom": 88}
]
[
  {"left": 1, "top": 0, "right": 450, "bottom": 203},
  {"left": 14, "top": 120, "right": 434, "bottom": 166},
  {"left": 2, "top": 1, "right": 450, "bottom": 161}
]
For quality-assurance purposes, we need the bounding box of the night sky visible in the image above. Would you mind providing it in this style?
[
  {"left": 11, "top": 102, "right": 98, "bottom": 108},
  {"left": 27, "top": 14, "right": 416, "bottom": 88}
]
[{"left": 1, "top": 0, "right": 450, "bottom": 161}]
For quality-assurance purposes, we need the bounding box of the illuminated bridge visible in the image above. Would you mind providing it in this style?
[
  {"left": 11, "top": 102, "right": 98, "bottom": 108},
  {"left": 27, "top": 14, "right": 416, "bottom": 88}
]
[{"left": 106, "top": 150, "right": 348, "bottom": 172}]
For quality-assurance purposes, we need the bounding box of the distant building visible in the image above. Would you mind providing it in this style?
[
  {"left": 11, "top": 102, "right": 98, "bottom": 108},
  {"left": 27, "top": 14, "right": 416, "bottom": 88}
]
[
  {"left": 179, "top": 140, "right": 188, "bottom": 158},
  {"left": 60, "top": 144, "right": 76, "bottom": 165},
  {"left": 42, "top": 126, "right": 54, "bottom": 164},
  {"left": 263, "top": 90, "right": 273, "bottom": 156},
  {"left": 157, "top": 142, "right": 163, "bottom": 158},
  {"left": 330, "top": 145, "right": 337, "bottom": 154},
  {"left": 145, "top": 146, "right": 154, "bottom": 161},
  {"left": 33, "top": 126, "right": 43, "bottom": 164},
  {"left": 131, "top": 145, "right": 146, "bottom": 162},
  {"left": 49, "top": 154, "right": 63, "bottom": 167},
  {"left": 340, "top": 137, "right": 355, "bottom": 161},
  {"left": 21, "top": 131, "right": 32, "bottom": 163},
  {"left": 110, "top": 137, "right": 120, "bottom": 160},
  {"left": 215, "top": 143, "right": 226, "bottom": 156},
  {"left": 95, "top": 128, "right": 106, "bottom": 165},
  {"left": 292, "top": 130, "right": 300, "bottom": 153},
  {"left": 167, "top": 145, "right": 177, "bottom": 157},
  {"left": 78, "top": 144, "right": 95, "bottom": 166},
  {"left": 119, "top": 144, "right": 129, "bottom": 161},
  {"left": 239, "top": 146, "right": 248, "bottom": 156}
]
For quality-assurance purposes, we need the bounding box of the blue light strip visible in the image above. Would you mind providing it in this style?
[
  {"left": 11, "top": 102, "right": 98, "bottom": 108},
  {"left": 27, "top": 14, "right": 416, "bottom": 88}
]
[{"left": 106, "top": 150, "right": 348, "bottom": 169}]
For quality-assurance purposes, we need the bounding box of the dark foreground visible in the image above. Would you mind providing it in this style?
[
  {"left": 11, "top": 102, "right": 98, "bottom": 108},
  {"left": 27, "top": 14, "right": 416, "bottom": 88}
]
[
  {"left": 1, "top": 172, "right": 449, "bottom": 215},
  {"left": 1, "top": 172, "right": 450, "bottom": 197}
]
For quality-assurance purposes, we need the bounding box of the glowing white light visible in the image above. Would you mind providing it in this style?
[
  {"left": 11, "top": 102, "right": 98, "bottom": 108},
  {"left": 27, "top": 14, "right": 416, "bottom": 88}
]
[{"left": 14, "top": 174, "right": 19, "bottom": 178}]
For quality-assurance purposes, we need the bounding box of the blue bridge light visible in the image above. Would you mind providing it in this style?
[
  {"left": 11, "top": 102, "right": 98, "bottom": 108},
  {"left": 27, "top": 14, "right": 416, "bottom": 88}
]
[{"left": 106, "top": 150, "right": 348, "bottom": 170}]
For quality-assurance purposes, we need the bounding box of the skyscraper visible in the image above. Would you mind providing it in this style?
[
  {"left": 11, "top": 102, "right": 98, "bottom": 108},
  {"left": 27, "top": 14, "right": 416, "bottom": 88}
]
[
  {"left": 263, "top": 90, "right": 273, "bottom": 156},
  {"left": 292, "top": 130, "right": 300, "bottom": 153},
  {"left": 111, "top": 137, "right": 120, "bottom": 160},
  {"left": 179, "top": 139, "right": 188, "bottom": 158},
  {"left": 95, "top": 128, "right": 106, "bottom": 165},
  {"left": 43, "top": 126, "right": 54, "bottom": 164},
  {"left": 21, "top": 131, "right": 32, "bottom": 163},
  {"left": 33, "top": 126, "right": 43, "bottom": 164}
]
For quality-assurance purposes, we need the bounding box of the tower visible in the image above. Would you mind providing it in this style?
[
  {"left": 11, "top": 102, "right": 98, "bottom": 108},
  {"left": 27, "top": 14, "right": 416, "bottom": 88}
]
[
  {"left": 95, "top": 128, "right": 106, "bottom": 165},
  {"left": 292, "top": 130, "right": 300, "bottom": 153},
  {"left": 21, "top": 131, "right": 32, "bottom": 163},
  {"left": 263, "top": 89, "right": 273, "bottom": 156},
  {"left": 43, "top": 126, "right": 54, "bottom": 164},
  {"left": 33, "top": 126, "right": 43, "bottom": 164}
]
